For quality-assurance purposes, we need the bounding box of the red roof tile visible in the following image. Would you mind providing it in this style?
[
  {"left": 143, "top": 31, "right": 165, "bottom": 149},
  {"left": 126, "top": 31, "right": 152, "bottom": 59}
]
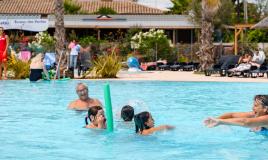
[{"left": 0, "top": 0, "right": 163, "bottom": 14}]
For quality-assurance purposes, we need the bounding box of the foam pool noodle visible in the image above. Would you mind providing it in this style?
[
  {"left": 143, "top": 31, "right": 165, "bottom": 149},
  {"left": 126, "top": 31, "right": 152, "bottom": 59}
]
[{"left": 104, "top": 83, "right": 114, "bottom": 131}]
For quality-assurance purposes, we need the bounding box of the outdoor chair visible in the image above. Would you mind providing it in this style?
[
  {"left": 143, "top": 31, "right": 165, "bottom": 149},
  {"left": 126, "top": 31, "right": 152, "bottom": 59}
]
[
  {"left": 182, "top": 62, "right": 199, "bottom": 71},
  {"left": 170, "top": 62, "right": 181, "bottom": 71},
  {"left": 158, "top": 62, "right": 174, "bottom": 71},
  {"left": 250, "top": 64, "right": 268, "bottom": 78},
  {"left": 205, "top": 55, "right": 239, "bottom": 76}
]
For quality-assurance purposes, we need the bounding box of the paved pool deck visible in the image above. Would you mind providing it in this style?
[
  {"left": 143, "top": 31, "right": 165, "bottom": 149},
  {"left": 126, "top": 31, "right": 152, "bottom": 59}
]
[{"left": 112, "top": 70, "right": 268, "bottom": 83}]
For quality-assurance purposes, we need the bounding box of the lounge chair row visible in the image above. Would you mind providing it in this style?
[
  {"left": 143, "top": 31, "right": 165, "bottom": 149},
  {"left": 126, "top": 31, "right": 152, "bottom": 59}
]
[{"left": 205, "top": 55, "right": 268, "bottom": 78}]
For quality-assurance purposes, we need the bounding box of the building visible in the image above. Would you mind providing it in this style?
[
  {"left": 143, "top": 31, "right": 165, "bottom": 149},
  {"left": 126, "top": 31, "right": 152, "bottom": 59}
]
[{"left": 0, "top": 0, "right": 199, "bottom": 43}]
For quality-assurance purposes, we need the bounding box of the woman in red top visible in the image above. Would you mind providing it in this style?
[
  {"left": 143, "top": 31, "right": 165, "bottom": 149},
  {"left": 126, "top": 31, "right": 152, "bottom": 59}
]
[{"left": 0, "top": 27, "right": 9, "bottom": 80}]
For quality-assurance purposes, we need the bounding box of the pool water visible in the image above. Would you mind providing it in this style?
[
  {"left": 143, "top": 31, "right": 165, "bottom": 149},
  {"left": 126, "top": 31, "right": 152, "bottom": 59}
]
[{"left": 1, "top": 80, "right": 268, "bottom": 160}]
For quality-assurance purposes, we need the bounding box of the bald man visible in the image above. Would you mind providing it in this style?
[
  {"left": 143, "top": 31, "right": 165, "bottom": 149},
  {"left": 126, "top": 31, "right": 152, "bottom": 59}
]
[{"left": 68, "top": 83, "right": 102, "bottom": 111}]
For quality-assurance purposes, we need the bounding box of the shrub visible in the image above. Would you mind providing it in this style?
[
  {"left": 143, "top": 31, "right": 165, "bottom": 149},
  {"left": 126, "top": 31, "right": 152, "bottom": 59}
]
[
  {"left": 64, "top": 0, "right": 82, "bottom": 14},
  {"left": 8, "top": 54, "right": 30, "bottom": 79},
  {"left": 131, "top": 29, "right": 173, "bottom": 62},
  {"left": 79, "top": 36, "right": 97, "bottom": 47},
  {"left": 94, "top": 7, "right": 117, "bottom": 15},
  {"left": 247, "top": 29, "right": 268, "bottom": 43},
  {"left": 30, "top": 32, "right": 55, "bottom": 52},
  {"left": 85, "top": 48, "right": 121, "bottom": 78}
]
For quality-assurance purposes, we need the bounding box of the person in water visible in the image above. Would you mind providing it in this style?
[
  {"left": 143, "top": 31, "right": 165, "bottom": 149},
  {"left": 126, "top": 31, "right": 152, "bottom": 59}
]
[
  {"left": 85, "top": 106, "right": 106, "bottom": 129},
  {"left": 68, "top": 83, "right": 102, "bottom": 110},
  {"left": 134, "top": 111, "right": 174, "bottom": 135},
  {"left": 204, "top": 95, "right": 268, "bottom": 132},
  {"left": 121, "top": 105, "right": 134, "bottom": 122}
]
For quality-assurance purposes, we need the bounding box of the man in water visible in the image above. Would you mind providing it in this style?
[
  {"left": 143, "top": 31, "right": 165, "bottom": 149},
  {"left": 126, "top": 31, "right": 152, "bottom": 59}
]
[{"left": 68, "top": 83, "right": 102, "bottom": 110}]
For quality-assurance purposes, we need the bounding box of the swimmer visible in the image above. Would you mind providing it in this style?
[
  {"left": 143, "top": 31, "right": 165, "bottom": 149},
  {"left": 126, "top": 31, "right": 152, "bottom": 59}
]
[
  {"left": 85, "top": 106, "right": 106, "bottom": 129},
  {"left": 134, "top": 111, "right": 174, "bottom": 135},
  {"left": 68, "top": 83, "right": 102, "bottom": 111},
  {"left": 121, "top": 105, "right": 134, "bottom": 122},
  {"left": 204, "top": 95, "right": 268, "bottom": 132}
]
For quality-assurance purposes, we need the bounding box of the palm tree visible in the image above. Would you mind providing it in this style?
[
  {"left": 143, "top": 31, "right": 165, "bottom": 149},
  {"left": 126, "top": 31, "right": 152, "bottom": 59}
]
[
  {"left": 54, "top": 0, "right": 66, "bottom": 76},
  {"left": 197, "top": 0, "right": 221, "bottom": 71},
  {"left": 170, "top": 0, "right": 190, "bottom": 14}
]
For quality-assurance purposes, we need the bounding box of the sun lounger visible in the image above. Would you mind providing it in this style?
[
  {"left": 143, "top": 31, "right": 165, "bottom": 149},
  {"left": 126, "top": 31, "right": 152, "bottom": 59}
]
[
  {"left": 170, "top": 62, "right": 181, "bottom": 71},
  {"left": 205, "top": 55, "right": 239, "bottom": 76},
  {"left": 158, "top": 62, "right": 174, "bottom": 71},
  {"left": 182, "top": 62, "right": 200, "bottom": 71},
  {"left": 249, "top": 64, "right": 268, "bottom": 78}
]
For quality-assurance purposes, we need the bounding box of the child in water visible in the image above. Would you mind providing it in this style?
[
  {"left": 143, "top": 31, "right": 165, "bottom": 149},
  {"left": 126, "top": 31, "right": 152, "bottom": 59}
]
[
  {"left": 85, "top": 106, "right": 106, "bottom": 129},
  {"left": 134, "top": 111, "right": 174, "bottom": 135},
  {"left": 121, "top": 105, "right": 134, "bottom": 122}
]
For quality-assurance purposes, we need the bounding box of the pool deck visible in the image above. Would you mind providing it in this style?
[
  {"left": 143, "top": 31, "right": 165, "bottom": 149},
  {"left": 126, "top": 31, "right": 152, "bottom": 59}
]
[{"left": 113, "top": 70, "right": 268, "bottom": 82}]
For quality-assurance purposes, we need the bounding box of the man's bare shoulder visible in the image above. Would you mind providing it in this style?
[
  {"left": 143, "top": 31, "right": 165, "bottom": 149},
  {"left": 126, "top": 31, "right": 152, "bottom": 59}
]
[
  {"left": 95, "top": 99, "right": 103, "bottom": 105},
  {"left": 68, "top": 99, "right": 79, "bottom": 109}
]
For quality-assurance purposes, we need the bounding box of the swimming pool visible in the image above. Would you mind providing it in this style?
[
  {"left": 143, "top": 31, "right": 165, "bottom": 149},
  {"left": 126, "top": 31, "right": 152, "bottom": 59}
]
[{"left": 1, "top": 80, "right": 268, "bottom": 160}]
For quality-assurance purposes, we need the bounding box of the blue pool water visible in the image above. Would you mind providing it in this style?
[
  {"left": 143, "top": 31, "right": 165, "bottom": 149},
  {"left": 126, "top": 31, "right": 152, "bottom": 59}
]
[{"left": 1, "top": 80, "right": 268, "bottom": 160}]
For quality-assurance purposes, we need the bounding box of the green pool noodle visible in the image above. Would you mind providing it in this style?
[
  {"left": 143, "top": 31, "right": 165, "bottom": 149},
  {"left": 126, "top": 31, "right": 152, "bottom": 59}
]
[{"left": 104, "top": 83, "right": 114, "bottom": 131}]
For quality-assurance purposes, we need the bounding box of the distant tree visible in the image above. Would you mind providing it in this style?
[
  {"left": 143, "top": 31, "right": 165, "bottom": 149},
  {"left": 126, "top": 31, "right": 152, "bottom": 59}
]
[
  {"left": 64, "top": 0, "right": 82, "bottom": 14},
  {"left": 191, "top": 0, "right": 234, "bottom": 26},
  {"left": 94, "top": 7, "right": 117, "bottom": 15},
  {"left": 256, "top": 0, "right": 268, "bottom": 17},
  {"left": 169, "top": 0, "right": 191, "bottom": 14}
]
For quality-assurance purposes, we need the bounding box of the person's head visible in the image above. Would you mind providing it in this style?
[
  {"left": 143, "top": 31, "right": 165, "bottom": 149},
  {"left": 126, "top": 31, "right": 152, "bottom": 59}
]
[
  {"left": 76, "top": 83, "right": 89, "bottom": 101},
  {"left": 252, "top": 95, "right": 268, "bottom": 116},
  {"left": 87, "top": 106, "right": 105, "bottom": 126},
  {"left": 134, "top": 111, "right": 154, "bottom": 133},
  {"left": 243, "top": 53, "right": 249, "bottom": 58},
  {"left": 121, "top": 105, "right": 134, "bottom": 121}
]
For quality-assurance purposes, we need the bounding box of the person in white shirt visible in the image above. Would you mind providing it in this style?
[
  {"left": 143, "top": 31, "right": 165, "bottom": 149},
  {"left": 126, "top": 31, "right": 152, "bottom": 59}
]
[
  {"left": 69, "top": 43, "right": 81, "bottom": 69},
  {"left": 250, "top": 48, "right": 266, "bottom": 68}
]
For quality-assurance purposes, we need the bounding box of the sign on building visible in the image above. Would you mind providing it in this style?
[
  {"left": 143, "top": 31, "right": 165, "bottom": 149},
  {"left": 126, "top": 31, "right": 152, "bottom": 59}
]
[{"left": 0, "top": 19, "right": 48, "bottom": 32}]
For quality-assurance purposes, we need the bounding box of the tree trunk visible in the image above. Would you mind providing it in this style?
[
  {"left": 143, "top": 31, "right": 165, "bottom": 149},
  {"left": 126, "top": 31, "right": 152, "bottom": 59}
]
[
  {"left": 197, "top": 12, "right": 215, "bottom": 71},
  {"left": 237, "top": 0, "right": 240, "bottom": 22},
  {"left": 54, "top": 0, "right": 66, "bottom": 75}
]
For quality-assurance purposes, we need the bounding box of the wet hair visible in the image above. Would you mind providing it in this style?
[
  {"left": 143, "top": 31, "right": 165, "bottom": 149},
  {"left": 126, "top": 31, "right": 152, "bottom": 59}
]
[
  {"left": 254, "top": 95, "right": 268, "bottom": 109},
  {"left": 134, "top": 111, "right": 151, "bottom": 133},
  {"left": 85, "top": 106, "right": 103, "bottom": 124},
  {"left": 121, "top": 105, "right": 134, "bottom": 121}
]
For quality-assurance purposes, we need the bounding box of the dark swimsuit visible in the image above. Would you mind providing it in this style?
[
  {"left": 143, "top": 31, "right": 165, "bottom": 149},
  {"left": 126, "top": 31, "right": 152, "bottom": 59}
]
[{"left": 256, "top": 127, "right": 268, "bottom": 136}]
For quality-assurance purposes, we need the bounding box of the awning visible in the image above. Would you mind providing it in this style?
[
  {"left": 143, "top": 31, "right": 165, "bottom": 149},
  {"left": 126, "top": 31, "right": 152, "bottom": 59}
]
[
  {"left": 251, "top": 17, "right": 268, "bottom": 29},
  {"left": 0, "top": 19, "right": 48, "bottom": 32},
  {"left": 48, "top": 15, "right": 199, "bottom": 29}
]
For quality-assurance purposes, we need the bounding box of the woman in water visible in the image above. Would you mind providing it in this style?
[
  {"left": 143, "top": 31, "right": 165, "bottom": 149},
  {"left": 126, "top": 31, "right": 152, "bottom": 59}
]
[
  {"left": 85, "top": 106, "right": 106, "bottom": 129},
  {"left": 134, "top": 111, "right": 174, "bottom": 135},
  {"left": 204, "top": 95, "right": 268, "bottom": 132}
]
